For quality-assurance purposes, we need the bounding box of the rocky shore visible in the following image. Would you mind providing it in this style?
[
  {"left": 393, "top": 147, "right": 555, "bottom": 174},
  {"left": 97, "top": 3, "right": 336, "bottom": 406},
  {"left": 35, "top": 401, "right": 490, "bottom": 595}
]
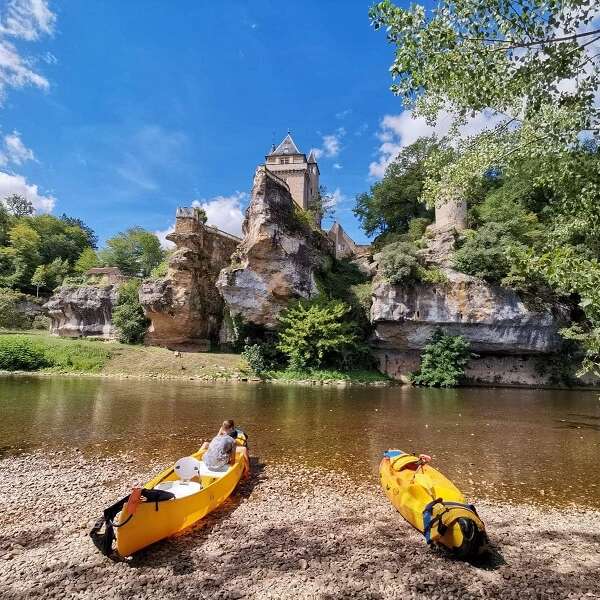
[{"left": 1, "top": 452, "right": 599, "bottom": 599}]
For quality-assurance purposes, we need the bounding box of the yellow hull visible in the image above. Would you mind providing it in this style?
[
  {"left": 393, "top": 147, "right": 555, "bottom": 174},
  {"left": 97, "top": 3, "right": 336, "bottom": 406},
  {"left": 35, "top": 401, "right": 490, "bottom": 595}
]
[
  {"left": 114, "top": 449, "right": 244, "bottom": 557},
  {"left": 380, "top": 450, "right": 486, "bottom": 558}
]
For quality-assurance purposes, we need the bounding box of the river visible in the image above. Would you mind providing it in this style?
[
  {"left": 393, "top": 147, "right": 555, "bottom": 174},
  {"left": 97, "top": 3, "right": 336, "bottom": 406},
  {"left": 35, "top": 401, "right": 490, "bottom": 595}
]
[{"left": 1, "top": 375, "right": 599, "bottom": 507}]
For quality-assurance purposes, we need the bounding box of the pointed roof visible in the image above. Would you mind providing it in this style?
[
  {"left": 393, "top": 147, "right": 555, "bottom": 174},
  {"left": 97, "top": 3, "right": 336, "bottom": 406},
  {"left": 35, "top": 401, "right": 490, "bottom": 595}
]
[
  {"left": 269, "top": 133, "right": 301, "bottom": 156},
  {"left": 307, "top": 150, "right": 317, "bottom": 163}
]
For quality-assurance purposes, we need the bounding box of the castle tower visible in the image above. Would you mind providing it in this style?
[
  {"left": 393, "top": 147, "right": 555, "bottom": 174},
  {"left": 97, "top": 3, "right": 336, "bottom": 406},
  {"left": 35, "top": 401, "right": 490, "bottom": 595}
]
[{"left": 264, "top": 133, "right": 320, "bottom": 211}]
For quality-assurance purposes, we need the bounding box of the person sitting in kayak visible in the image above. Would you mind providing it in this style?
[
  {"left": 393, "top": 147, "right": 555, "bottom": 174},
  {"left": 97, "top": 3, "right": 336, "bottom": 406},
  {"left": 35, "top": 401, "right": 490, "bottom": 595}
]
[{"left": 201, "top": 420, "right": 250, "bottom": 478}]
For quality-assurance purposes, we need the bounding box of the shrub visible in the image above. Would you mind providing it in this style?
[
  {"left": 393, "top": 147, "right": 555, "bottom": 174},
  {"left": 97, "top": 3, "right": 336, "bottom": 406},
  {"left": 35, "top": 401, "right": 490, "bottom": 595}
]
[
  {"left": 0, "top": 288, "right": 29, "bottom": 329},
  {"left": 277, "top": 298, "right": 366, "bottom": 370},
  {"left": 150, "top": 258, "right": 169, "bottom": 278},
  {"left": 452, "top": 224, "right": 517, "bottom": 281},
  {"left": 378, "top": 241, "right": 420, "bottom": 284},
  {"left": 0, "top": 336, "right": 52, "bottom": 371},
  {"left": 411, "top": 329, "right": 473, "bottom": 388},
  {"left": 32, "top": 314, "right": 51, "bottom": 330},
  {"left": 407, "top": 217, "right": 431, "bottom": 241},
  {"left": 415, "top": 265, "right": 449, "bottom": 284},
  {"left": 241, "top": 342, "right": 283, "bottom": 376},
  {"left": 112, "top": 280, "right": 148, "bottom": 344}
]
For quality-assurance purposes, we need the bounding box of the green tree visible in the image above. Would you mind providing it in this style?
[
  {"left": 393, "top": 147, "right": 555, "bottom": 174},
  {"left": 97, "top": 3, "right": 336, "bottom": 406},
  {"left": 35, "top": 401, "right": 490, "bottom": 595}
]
[
  {"left": 59, "top": 214, "right": 98, "bottom": 249},
  {"left": 0, "top": 203, "right": 12, "bottom": 246},
  {"left": 74, "top": 247, "right": 99, "bottom": 274},
  {"left": 370, "top": 0, "right": 600, "bottom": 206},
  {"left": 354, "top": 137, "right": 437, "bottom": 243},
  {"left": 28, "top": 214, "right": 91, "bottom": 266},
  {"left": 112, "top": 279, "right": 149, "bottom": 344},
  {"left": 31, "top": 265, "right": 48, "bottom": 297},
  {"left": 4, "top": 194, "right": 33, "bottom": 217},
  {"left": 411, "top": 329, "right": 473, "bottom": 387},
  {"left": 371, "top": 0, "right": 600, "bottom": 375},
  {"left": 277, "top": 299, "right": 364, "bottom": 370},
  {"left": 99, "top": 227, "right": 164, "bottom": 277},
  {"left": 193, "top": 206, "right": 208, "bottom": 223},
  {"left": 1, "top": 223, "right": 41, "bottom": 288},
  {"left": 308, "top": 185, "right": 336, "bottom": 224}
]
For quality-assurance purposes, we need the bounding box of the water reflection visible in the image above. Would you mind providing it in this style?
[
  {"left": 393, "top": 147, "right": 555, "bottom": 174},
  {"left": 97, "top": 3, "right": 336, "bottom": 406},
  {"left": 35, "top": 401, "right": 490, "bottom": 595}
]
[{"left": 0, "top": 376, "right": 598, "bottom": 507}]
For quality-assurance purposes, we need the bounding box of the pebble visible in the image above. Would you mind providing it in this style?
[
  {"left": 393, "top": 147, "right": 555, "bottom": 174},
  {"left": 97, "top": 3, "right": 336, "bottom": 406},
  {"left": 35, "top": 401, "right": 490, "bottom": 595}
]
[{"left": 0, "top": 452, "right": 599, "bottom": 599}]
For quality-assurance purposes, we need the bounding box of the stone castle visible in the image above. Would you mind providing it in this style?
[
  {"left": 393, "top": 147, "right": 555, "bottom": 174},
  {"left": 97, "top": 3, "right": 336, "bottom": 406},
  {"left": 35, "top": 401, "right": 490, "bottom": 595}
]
[
  {"left": 264, "top": 133, "right": 320, "bottom": 211},
  {"left": 44, "top": 131, "right": 586, "bottom": 386}
]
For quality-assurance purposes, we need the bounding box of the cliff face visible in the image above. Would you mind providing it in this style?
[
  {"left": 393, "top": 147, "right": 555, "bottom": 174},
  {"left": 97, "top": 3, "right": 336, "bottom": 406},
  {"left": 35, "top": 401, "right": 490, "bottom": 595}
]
[
  {"left": 371, "top": 272, "right": 566, "bottom": 354},
  {"left": 370, "top": 269, "right": 572, "bottom": 384},
  {"left": 139, "top": 208, "right": 239, "bottom": 348},
  {"left": 44, "top": 285, "right": 118, "bottom": 339},
  {"left": 216, "top": 167, "right": 332, "bottom": 329}
]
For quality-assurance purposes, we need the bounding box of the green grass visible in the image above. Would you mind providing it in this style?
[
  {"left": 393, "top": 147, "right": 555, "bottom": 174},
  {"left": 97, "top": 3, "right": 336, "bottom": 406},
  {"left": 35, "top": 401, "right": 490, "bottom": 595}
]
[
  {"left": 269, "top": 368, "right": 389, "bottom": 383},
  {"left": 0, "top": 332, "right": 112, "bottom": 373}
]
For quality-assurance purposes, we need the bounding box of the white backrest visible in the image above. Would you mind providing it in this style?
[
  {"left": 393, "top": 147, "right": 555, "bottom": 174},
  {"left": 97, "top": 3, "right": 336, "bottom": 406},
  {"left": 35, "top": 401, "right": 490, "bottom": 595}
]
[{"left": 174, "top": 456, "right": 202, "bottom": 481}]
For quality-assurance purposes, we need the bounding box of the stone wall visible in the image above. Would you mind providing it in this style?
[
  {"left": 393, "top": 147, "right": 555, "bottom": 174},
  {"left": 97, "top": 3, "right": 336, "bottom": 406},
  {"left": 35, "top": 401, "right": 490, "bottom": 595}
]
[{"left": 139, "top": 208, "right": 240, "bottom": 348}]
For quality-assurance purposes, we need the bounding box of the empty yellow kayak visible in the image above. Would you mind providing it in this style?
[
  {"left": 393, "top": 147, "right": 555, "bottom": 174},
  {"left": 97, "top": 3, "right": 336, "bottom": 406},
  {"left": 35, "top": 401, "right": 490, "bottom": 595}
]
[
  {"left": 91, "top": 436, "right": 247, "bottom": 557},
  {"left": 380, "top": 450, "right": 487, "bottom": 558}
]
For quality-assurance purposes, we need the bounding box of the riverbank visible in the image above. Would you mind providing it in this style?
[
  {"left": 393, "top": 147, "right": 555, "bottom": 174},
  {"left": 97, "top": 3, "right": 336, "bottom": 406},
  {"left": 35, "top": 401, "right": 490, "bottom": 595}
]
[
  {"left": 1, "top": 451, "right": 599, "bottom": 599},
  {"left": 0, "top": 331, "right": 390, "bottom": 385}
]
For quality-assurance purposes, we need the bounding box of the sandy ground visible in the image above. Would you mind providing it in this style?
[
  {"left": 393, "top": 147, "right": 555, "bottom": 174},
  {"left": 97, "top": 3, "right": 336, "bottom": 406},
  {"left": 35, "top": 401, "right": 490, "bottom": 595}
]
[{"left": 1, "top": 451, "right": 599, "bottom": 600}]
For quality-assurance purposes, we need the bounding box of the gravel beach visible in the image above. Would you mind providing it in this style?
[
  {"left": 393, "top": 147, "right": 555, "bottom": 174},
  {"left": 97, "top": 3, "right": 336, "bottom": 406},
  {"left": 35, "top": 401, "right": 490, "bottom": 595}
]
[{"left": 1, "top": 451, "right": 599, "bottom": 599}]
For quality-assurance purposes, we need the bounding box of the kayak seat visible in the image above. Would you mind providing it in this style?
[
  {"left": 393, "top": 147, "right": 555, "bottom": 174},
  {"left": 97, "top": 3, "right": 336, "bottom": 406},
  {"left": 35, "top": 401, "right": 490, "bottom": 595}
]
[
  {"left": 154, "top": 480, "right": 202, "bottom": 499},
  {"left": 198, "top": 460, "right": 230, "bottom": 478}
]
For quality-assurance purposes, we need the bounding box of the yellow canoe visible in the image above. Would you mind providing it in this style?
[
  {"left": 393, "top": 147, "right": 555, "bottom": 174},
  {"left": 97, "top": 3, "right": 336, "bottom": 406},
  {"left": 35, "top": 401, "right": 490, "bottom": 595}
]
[
  {"left": 91, "top": 442, "right": 246, "bottom": 557},
  {"left": 380, "top": 450, "right": 487, "bottom": 558}
]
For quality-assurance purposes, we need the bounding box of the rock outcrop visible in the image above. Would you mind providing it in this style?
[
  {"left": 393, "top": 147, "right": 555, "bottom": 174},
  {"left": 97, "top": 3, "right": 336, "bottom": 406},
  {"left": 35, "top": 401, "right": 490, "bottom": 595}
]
[
  {"left": 44, "top": 285, "right": 118, "bottom": 339},
  {"left": 217, "top": 167, "right": 332, "bottom": 329},
  {"left": 370, "top": 270, "right": 571, "bottom": 384},
  {"left": 139, "top": 208, "right": 240, "bottom": 348},
  {"left": 371, "top": 271, "right": 567, "bottom": 354}
]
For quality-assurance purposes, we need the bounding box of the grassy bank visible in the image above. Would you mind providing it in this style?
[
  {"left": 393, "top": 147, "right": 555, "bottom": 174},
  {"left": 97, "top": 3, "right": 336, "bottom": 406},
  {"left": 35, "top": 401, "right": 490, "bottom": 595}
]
[
  {"left": 0, "top": 331, "right": 389, "bottom": 384},
  {"left": 269, "top": 368, "right": 389, "bottom": 384}
]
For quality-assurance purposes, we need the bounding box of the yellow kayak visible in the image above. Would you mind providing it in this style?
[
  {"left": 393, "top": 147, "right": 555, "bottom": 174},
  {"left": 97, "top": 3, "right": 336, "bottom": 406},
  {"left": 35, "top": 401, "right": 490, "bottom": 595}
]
[
  {"left": 380, "top": 450, "right": 487, "bottom": 558},
  {"left": 91, "top": 434, "right": 247, "bottom": 557}
]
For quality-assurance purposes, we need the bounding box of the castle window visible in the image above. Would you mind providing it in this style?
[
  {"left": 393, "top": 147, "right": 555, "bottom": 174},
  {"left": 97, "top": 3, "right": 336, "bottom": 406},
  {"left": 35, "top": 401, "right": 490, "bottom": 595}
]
[{"left": 280, "top": 157, "right": 290, "bottom": 164}]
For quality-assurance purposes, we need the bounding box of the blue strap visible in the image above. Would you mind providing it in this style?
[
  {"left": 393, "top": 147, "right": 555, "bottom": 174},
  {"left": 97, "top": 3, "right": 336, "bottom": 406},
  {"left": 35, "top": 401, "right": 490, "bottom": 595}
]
[{"left": 383, "top": 450, "right": 405, "bottom": 459}]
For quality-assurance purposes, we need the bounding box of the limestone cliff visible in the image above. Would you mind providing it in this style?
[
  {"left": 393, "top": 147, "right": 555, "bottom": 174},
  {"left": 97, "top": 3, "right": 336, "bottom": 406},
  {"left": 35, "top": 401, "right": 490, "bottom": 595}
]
[
  {"left": 217, "top": 167, "right": 332, "bottom": 329},
  {"left": 44, "top": 285, "right": 118, "bottom": 339},
  {"left": 371, "top": 270, "right": 568, "bottom": 352},
  {"left": 370, "top": 269, "right": 572, "bottom": 384},
  {"left": 139, "top": 208, "right": 239, "bottom": 348}
]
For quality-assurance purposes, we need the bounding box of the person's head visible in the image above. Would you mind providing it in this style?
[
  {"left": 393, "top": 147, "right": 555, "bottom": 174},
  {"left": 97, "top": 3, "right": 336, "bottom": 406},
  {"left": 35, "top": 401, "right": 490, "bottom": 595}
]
[{"left": 220, "top": 419, "right": 235, "bottom": 435}]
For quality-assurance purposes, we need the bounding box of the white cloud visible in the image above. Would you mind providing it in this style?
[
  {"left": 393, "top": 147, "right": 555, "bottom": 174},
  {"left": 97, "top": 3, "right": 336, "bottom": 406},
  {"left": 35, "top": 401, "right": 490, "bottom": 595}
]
[
  {"left": 0, "top": 130, "right": 34, "bottom": 165},
  {"left": 155, "top": 192, "right": 247, "bottom": 248},
  {"left": 335, "top": 109, "right": 352, "bottom": 119},
  {"left": 369, "top": 109, "right": 505, "bottom": 178},
  {"left": 192, "top": 192, "right": 247, "bottom": 237},
  {"left": 0, "top": 170, "right": 54, "bottom": 212},
  {"left": 1, "top": 0, "right": 55, "bottom": 40},
  {"left": 330, "top": 187, "right": 346, "bottom": 206},
  {"left": 354, "top": 122, "right": 368, "bottom": 137},
  {"left": 0, "top": 0, "right": 55, "bottom": 102},
  {"left": 155, "top": 223, "right": 175, "bottom": 249},
  {"left": 312, "top": 127, "right": 346, "bottom": 160},
  {"left": 333, "top": 162, "right": 342, "bottom": 169}
]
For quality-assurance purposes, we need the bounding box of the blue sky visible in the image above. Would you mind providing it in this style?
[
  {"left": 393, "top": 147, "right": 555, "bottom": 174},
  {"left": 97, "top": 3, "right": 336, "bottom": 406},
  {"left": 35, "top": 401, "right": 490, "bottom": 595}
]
[{"left": 0, "top": 0, "right": 417, "bottom": 245}]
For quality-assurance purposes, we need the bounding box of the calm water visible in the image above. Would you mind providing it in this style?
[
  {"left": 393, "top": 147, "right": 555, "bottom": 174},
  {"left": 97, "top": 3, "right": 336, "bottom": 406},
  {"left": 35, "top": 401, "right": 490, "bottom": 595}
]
[{"left": 1, "top": 376, "right": 599, "bottom": 506}]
